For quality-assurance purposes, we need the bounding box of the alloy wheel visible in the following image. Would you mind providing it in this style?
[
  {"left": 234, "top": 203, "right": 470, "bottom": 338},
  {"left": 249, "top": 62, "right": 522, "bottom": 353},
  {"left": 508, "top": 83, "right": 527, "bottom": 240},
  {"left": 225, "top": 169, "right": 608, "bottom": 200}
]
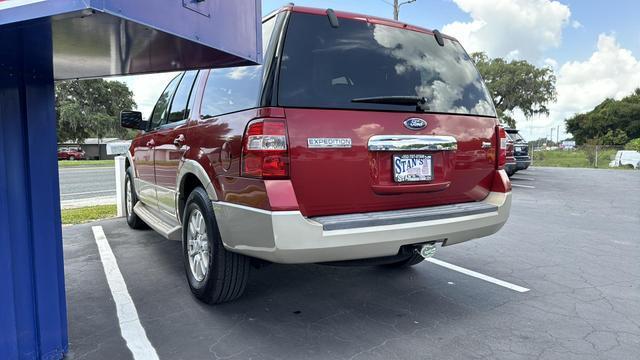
[{"left": 187, "top": 209, "right": 210, "bottom": 282}]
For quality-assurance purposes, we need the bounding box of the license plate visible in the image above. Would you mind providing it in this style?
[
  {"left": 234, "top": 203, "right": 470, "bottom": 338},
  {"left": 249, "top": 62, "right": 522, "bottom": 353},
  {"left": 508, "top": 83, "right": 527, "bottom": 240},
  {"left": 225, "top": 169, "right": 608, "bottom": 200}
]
[{"left": 393, "top": 154, "right": 433, "bottom": 182}]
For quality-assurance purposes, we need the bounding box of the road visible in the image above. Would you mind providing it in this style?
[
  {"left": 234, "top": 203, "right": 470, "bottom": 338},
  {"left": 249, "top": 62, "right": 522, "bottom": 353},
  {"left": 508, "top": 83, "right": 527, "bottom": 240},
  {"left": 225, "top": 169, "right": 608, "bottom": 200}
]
[
  {"left": 59, "top": 166, "right": 115, "bottom": 207},
  {"left": 63, "top": 167, "right": 640, "bottom": 360}
]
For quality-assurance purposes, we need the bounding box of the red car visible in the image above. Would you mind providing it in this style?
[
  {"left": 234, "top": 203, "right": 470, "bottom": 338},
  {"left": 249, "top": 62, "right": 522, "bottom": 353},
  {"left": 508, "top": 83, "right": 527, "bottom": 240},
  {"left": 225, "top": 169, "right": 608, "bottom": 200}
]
[
  {"left": 57, "top": 147, "right": 85, "bottom": 161},
  {"left": 121, "top": 5, "right": 512, "bottom": 304}
]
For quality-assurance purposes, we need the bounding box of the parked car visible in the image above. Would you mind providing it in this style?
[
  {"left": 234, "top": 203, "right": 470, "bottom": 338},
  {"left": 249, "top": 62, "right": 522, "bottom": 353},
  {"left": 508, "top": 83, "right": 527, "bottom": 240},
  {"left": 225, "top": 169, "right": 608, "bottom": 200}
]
[
  {"left": 120, "top": 5, "right": 512, "bottom": 304},
  {"left": 505, "top": 128, "right": 531, "bottom": 170},
  {"left": 57, "top": 147, "right": 86, "bottom": 161},
  {"left": 609, "top": 150, "right": 640, "bottom": 169},
  {"left": 504, "top": 136, "right": 517, "bottom": 177}
]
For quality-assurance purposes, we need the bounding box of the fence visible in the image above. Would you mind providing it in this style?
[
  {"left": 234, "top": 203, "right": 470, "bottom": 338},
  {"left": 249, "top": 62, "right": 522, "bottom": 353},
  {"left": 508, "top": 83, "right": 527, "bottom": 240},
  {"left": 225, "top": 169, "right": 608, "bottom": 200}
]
[{"left": 531, "top": 145, "right": 630, "bottom": 169}]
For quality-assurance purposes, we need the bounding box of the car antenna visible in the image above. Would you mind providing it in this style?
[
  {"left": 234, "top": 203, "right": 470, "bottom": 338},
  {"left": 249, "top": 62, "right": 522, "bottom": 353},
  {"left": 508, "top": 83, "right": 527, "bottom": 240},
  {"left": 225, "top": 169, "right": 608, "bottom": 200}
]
[
  {"left": 432, "top": 29, "right": 445, "bottom": 46},
  {"left": 326, "top": 8, "right": 340, "bottom": 28}
]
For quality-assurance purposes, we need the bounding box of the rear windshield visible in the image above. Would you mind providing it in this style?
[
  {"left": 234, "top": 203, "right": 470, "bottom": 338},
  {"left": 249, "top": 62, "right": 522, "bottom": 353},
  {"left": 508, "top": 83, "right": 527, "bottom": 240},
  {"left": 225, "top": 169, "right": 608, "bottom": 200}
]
[
  {"left": 278, "top": 13, "right": 496, "bottom": 117},
  {"left": 507, "top": 132, "right": 525, "bottom": 142}
]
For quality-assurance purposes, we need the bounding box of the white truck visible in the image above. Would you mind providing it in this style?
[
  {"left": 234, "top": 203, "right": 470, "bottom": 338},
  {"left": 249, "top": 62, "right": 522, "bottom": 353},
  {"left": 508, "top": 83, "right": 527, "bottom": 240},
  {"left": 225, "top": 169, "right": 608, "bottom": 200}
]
[{"left": 609, "top": 150, "right": 640, "bottom": 169}]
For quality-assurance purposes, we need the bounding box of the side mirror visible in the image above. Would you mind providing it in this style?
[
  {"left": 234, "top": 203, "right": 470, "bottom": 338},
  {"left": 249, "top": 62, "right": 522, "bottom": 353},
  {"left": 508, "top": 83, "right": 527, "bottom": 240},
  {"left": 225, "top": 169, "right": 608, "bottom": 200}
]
[{"left": 120, "top": 110, "right": 147, "bottom": 130}]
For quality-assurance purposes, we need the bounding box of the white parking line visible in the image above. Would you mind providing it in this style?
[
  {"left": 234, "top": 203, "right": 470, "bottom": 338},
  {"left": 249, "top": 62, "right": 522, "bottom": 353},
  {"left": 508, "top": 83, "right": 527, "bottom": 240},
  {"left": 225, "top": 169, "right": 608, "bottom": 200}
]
[
  {"left": 92, "top": 226, "right": 160, "bottom": 360},
  {"left": 511, "top": 183, "right": 535, "bottom": 189},
  {"left": 510, "top": 176, "right": 535, "bottom": 181},
  {"left": 426, "top": 258, "right": 530, "bottom": 293}
]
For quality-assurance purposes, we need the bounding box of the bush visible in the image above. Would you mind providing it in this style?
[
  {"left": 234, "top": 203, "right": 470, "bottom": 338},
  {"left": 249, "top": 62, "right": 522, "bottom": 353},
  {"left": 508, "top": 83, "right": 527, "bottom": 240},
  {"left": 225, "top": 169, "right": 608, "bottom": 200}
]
[{"left": 625, "top": 138, "right": 640, "bottom": 151}]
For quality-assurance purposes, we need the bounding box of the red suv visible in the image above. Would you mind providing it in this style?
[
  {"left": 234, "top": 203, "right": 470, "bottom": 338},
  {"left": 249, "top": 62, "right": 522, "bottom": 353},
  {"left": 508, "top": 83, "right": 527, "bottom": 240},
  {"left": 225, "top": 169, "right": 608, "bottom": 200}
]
[
  {"left": 121, "top": 6, "right": 512, "bottom": 304},
  {"left": 57, "top": 147, "right": 86, "bottom": 161}
]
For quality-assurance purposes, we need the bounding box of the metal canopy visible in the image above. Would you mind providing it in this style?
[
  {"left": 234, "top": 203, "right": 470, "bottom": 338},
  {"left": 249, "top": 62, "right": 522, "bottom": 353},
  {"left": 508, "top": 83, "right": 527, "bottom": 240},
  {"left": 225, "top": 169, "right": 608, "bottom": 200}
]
[{"left": 0, "top": 0, "right": 262, "bottom": 79}]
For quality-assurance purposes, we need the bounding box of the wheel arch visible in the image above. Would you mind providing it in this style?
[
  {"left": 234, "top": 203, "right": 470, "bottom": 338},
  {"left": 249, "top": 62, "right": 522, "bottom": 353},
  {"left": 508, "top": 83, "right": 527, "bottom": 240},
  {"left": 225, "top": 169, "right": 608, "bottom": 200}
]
[{"left": 177, "top": 160, "right": 218, "bottom": 220}]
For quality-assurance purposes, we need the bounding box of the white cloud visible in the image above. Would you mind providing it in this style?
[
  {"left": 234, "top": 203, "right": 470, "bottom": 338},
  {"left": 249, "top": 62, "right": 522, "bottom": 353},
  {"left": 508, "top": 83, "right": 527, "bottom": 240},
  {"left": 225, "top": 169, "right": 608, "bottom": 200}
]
[
  {"left": 108, "top": 72, "right": 179, "bottom": 119},
  {"left": 442, "top": 0, "right": 572, "bottom": 61},
  {"left": 551, "top": 34, "right": 640, "bottom": 123},
  {"left": 571, "top": 20, "right": 583, "bottom": 29},
  {"left": 518, "top": 34, "right": 640, "bottom": 140},
  {"left": 227, "top": 67, "right": 252, "bottom": 80},
  {"left": 544, "top": 58, "right": 558, "bottom": 69}
]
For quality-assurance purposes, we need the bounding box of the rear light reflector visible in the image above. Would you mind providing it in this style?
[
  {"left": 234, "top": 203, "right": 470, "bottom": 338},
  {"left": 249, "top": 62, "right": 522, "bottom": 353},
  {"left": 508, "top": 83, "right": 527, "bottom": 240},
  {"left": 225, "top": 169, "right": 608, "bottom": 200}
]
[
  {"left": 242, "top": 119, "right": 289, "bottom": 178},
  {"left": 496, "top": 125, "right": 507, "bottom": 170}
]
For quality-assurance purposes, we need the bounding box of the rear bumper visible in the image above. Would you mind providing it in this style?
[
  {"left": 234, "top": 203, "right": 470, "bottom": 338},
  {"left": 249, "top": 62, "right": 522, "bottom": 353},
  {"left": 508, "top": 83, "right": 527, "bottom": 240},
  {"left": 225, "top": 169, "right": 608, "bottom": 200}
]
[
  {"left": 505, "top": 162, "right": 517, "bottom": 174},
  {"left": 515, "top": 156, "right": 531, "bottom": 169},
  {"left": 213, "top": 191, "right": 511, "bottom": 264}
]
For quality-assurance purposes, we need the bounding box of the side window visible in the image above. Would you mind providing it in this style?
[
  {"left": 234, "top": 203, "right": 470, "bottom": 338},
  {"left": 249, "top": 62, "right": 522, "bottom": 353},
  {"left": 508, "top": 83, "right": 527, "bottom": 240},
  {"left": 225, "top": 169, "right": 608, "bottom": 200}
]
[
  {"left": 200, "top": 66, "right": 261, "bottom": 118},
  {"left": 198, "top": 16, "right": 277, "bottom": 119},
  {"left": 166, "top": 70, "right": 198, "bottom": 124},
  {"left": 149, "top": 74, "right": 182, "bottom": 129}
]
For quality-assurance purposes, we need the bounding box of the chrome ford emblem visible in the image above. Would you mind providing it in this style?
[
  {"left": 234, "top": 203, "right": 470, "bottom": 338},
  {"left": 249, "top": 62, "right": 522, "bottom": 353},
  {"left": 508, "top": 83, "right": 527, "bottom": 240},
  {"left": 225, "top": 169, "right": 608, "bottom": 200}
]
[{"left": 404, "top": 118, "right": 427, "bottom": 130}]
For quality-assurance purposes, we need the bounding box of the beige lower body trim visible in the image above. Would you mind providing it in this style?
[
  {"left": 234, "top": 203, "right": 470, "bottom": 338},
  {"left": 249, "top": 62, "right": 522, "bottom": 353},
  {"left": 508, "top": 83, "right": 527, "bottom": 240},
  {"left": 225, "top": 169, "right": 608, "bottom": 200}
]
[{"left": 213, "top": 192, "right": 511, "bottom": 264}]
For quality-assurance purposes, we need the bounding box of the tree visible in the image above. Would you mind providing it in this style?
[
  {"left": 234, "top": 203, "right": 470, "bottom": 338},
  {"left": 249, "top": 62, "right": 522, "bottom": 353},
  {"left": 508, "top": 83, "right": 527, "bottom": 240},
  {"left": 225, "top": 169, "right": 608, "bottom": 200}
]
[
  {"left": 56, "top": 79, "right": 136, "bottom": 143},
  {"left": 626, "top": 138, "right": 640, "bottom": 151},
  {"left": 471, "top": 52, "right": 557, "bottom": 128},
  {"left": 598, "top": 129, "right": 628, "bottom": 146},
  {"left": 565, "top": 88, "right": 640, "bottom": 145}
]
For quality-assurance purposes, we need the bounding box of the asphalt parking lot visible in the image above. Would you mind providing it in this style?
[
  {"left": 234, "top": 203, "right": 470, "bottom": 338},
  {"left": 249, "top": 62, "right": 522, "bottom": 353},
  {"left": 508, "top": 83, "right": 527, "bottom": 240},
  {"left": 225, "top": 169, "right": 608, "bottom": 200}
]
[{"left": 62, "top": 167, "right": 640, "bottom": 360}]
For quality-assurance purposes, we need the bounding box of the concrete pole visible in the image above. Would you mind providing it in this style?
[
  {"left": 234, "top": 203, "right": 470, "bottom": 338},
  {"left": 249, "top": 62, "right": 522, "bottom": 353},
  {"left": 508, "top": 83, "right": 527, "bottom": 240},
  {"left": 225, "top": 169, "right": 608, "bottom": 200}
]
[
  {"left": 115, "top": 156, "right": 127, "bottom": 217},
  {"left": 393, "top": 0, "right": 416, "bottom": 20},
  {"left": 393, "top": 0, "right": 399, "bottom": 20}
]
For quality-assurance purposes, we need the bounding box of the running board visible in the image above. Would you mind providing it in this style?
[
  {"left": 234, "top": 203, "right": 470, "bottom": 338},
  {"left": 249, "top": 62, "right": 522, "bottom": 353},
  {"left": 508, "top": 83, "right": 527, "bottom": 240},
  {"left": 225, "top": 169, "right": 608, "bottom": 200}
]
[{"left": 133, "top": 202, "right": 182, "bottom": 241}]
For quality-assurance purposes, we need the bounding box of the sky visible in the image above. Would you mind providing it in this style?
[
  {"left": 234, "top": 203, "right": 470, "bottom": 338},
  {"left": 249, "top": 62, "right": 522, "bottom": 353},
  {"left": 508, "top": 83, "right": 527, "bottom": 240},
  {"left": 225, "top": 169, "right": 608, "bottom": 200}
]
[{"left": 112, "top": 0, "right": 639, "bottom": 141}]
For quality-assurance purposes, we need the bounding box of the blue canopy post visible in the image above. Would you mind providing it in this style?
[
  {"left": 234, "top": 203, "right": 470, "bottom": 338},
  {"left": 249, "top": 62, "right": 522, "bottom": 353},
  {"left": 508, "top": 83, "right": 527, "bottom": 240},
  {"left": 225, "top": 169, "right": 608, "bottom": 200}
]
[
  {"left": 0, "top": 20, "right": 68, "bottom": 360},
  {"left": 0, "top": 1, "right": 261, "bottom": 358}
]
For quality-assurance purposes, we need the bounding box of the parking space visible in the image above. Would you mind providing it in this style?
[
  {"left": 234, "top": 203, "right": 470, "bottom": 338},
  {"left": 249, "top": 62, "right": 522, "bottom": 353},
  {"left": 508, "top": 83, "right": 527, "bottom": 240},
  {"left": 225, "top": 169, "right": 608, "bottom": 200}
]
[{"left": 63, "top": 167, "right": 640, "bottom": 360}]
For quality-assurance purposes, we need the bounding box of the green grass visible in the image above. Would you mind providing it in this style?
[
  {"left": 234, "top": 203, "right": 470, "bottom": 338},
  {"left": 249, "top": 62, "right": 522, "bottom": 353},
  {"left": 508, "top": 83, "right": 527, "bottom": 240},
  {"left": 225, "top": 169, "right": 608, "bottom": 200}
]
[
  {"left": 58, "top": 160, "right": 115, "bottom": 168},
  {"left": 532, "top": 149, "right": 625, "bottom": 169},
  {"left": 61, "top": 205, "right": 117, "bottom": 225}
]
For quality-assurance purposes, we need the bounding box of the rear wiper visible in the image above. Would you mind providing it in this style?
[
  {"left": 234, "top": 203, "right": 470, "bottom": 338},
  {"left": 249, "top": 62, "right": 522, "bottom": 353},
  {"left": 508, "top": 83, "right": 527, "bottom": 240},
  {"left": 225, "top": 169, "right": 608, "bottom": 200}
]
[{"left": 351, "top": 96, "right": 431, "bottom": 112}]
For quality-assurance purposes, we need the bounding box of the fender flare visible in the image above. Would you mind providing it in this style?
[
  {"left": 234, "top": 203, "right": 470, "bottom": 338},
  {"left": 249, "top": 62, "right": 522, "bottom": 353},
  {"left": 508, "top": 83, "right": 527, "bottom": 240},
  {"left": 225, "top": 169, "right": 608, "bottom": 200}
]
[{"left": 176, "top": 159, "right": 218, "bottom": 203}]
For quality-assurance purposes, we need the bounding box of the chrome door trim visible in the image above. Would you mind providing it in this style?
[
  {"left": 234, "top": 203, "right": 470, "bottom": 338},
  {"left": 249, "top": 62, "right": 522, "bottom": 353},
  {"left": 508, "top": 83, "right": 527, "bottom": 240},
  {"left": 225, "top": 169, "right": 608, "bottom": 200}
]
[{"left": 368, "top": 135, "right": 457, "bottom": 151}]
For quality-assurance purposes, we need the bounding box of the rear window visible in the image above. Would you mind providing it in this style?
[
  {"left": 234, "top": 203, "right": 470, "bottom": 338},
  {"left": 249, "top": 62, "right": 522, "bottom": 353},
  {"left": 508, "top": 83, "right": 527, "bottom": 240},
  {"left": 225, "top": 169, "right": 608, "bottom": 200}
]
[{"left": 278, "top": 13, "right": 496, "bottom": 117}]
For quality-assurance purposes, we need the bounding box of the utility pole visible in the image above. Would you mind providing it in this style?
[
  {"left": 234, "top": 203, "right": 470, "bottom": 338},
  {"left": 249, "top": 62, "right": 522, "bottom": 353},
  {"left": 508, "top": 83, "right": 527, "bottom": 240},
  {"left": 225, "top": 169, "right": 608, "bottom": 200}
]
[{"left": 393, "top": 0, "right": 417, "bottom": 20}]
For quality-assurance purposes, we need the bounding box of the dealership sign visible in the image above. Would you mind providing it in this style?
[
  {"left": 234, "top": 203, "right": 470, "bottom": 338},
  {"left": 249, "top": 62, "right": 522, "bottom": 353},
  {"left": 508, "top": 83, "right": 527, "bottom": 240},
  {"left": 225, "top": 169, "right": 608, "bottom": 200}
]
[{"left": 106, "top": 141, "right": 132, "bottom": 155}]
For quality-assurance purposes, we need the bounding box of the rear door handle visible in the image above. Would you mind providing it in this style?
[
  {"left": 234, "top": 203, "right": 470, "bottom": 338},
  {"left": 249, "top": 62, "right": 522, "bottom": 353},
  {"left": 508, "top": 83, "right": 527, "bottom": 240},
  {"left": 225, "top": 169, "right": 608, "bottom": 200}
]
[
  {"left": 481, "top": 141, "right": 492, "bottom": 149},
  {"left": 174, "top": 134, "right": 185, "bottom": 147}
]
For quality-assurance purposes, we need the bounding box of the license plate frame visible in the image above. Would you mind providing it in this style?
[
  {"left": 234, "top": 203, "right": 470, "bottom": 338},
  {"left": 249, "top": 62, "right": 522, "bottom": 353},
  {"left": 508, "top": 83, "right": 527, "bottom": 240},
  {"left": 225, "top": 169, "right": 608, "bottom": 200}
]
[{"left": 393, "top": 154, "right": 433, "bottom": 183}]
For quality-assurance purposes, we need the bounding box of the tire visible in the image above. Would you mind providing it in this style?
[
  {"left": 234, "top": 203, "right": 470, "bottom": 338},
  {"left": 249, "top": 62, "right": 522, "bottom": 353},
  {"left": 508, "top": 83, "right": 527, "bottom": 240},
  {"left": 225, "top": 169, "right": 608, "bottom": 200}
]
[
  {"left": 182, "top": 187, "right": 250, "bottom": 304},
  {"left": 69, "top": 156, "right": 75, "bottom": 161},
  {"left": 382, "top": 251, "right": 425, "bottom": 268},
  {"left": 125, "top": 167, "right": 148, "bottom": 229}
]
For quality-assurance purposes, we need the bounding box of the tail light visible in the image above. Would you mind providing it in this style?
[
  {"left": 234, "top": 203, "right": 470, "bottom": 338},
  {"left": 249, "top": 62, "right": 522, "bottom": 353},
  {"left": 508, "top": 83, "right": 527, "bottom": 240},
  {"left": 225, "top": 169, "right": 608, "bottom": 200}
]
[
  {"left": 496, "top": 125, "right": 507, "bottom": 169},
  {"left": 241, "top": 119, "right": 289, "bottom": 178}
]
